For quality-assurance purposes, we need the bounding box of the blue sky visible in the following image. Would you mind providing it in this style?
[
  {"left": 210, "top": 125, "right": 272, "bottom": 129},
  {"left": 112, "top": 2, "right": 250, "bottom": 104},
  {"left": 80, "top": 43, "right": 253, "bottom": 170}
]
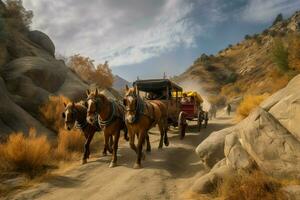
[{"left": 23, "top": 0, "right": 300, "bottom": 81}]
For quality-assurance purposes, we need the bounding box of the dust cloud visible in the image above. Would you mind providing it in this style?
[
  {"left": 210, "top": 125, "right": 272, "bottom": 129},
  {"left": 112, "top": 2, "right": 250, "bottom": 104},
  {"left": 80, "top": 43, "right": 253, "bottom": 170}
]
[{"left": 177, "top": 79, "right": 211, "bottom": 111}]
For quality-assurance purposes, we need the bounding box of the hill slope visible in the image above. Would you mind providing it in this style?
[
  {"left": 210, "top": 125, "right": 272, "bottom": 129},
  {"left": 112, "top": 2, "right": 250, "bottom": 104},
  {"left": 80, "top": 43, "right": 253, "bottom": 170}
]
[{"left": 175, "top": 11, "right": 300, "bottom": 106}]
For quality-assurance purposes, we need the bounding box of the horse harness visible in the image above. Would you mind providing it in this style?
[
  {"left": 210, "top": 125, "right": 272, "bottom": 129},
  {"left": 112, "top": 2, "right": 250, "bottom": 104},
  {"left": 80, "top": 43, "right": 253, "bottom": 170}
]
[
  {"left": 87, "top": 96, "right": 124, "bottom": 128},
  {"left": 125, "top": 94, "right": 157, "bottom": 125},
  {"left": 66, "top": 106, "right": 101, "bottom": 131}
]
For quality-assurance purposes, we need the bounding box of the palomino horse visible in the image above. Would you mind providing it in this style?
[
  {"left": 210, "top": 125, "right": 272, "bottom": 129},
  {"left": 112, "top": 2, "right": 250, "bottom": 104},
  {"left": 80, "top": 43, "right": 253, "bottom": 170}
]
[
  {"left": 86, "top": 89, "right": 128, "bottom": 168},
  {"left": 62, "top": 101, "right": 102, "bottom": 164},
  {"left": 124, "top": 86, "right": 169, "bottom": 169}
]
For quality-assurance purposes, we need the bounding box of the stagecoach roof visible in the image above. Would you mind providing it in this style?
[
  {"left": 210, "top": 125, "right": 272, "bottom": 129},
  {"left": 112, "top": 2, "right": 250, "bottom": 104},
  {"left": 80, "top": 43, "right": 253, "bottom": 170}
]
[{"left": 133, "top": 79, "right": 182, "bottom": 92}]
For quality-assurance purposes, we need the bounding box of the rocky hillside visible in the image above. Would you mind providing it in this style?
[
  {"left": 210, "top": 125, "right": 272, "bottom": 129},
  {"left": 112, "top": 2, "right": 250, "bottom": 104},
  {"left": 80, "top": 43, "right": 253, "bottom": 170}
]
[
  {"left": 0, "top": 1, "right": 88, "bottom": 138},
  {"left": 175, "top": 11, "right": 300, "bottom": 105},
  {"left": 192, "top": 73, "right": 300, "bottom": 199}
]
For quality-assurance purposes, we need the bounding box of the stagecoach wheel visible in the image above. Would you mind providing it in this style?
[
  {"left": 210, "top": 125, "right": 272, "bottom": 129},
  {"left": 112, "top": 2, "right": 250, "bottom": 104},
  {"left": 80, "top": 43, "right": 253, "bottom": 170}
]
[
  {"left": 197, "top": 111, "right": 202, "bottom": 131},
  {"left": 178, "top": 111, "right": 187, "bottom": 140}
]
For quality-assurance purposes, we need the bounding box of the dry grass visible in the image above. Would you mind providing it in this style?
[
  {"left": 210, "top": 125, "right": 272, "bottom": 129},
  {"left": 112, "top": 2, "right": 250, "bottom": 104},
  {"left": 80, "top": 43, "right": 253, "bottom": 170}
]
[
  {"left": 40, "top": 95, "right": 70, "bottom": 132},
  {"left": 54, "top": 129, "right": 85, "bottom": 161},
  {"left": 0, "top": 129, "right": 51, "bottom": 177},
  {"left": 217, "top": 171, "right": 286, "bottom": 200},
  {"left": 236, "top": 94, "right": 269, "bottom": 121}
]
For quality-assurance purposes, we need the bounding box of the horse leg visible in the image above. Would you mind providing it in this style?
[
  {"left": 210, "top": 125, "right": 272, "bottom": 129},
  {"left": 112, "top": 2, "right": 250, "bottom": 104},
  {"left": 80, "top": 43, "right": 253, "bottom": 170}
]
[
  {"left": 129, "top": 133, "right": 137, "bottom": 154},
  {"left": 109, "top": 131, "right": 120, "bottom": 168},
  {"left": 163, "top": 120, "right": 169, "bottom": 146},
  {"left": 109, "top": 135, "right": 114, "bottom": 152},
  {"left": 158, "top": 122, "right": 164, "bottom": 149},
  {"left": 146, "top": 133, "right": 151, "bottom": 152},
  {"left": 123, "top": 126, "right": 129, "bottom": 141},
  {"left": 102, "top": 132, "right": 110, "bottom": 156},
  {"left": 133, "top": 132, "right": 145, "bottom": 169},
  {"left": 82, "top": 132, "right": 95, "bottom": 164},
  {"left": 82, "top": 133, "right": 89, "bottom": 164}
]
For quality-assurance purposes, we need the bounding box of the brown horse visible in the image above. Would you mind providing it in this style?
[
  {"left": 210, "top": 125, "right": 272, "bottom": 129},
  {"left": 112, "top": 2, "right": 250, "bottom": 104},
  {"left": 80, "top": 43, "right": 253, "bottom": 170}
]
[
  {"left": 124, "top": 86, "right": 169, "bottom": 169},
  {"left": 62, "top": 101, "right": 102, "bottom": 164},
  {"left": 86, "top": 89, "right": 128, "bottom": 168}
]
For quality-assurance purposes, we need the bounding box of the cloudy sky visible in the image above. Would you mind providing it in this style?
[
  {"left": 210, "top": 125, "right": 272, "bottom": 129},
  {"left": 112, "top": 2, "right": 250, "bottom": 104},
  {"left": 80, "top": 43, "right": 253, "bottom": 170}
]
[{"left": 23, "top": 0, "right": 300, "bottom": 81}]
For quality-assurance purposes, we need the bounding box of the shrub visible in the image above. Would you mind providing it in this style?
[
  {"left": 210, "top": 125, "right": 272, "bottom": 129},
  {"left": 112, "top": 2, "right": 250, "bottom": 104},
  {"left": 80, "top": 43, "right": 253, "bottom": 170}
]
[
  {"left": 271, "top": 39, "right": 289, "bottom": 73},
  {"left": 0, "top": 129, "right": 51, "bottom": 177},
  {"left": 54, "top": 129, "right": 85, "bottom": 161},
  {"left": 3, "top": 0, "right": 33, "bottom": 32},
  {"left": 68, "top": 54, "right": 113, "bottom": 88},
  {"left": 262, "top": 29, "right": 269, "bottom": 36},
  {"left": 217, "top": 171, "right": 286, "bottom": 200},
  {"left": 225, "top": 72, "right": 238, "bottom": 84},
  {"left": 244, "top": 34, "right": 251, "bottom": 40},
  {"left": 272, "top": 13, "right": 283, "bottom": 26},
  {"left": 236, "top": 94, "right": 269, "bottom": 120},
  {"left": 40, "top": 95, "right": 70, "bottom": 133},
  {"left": 288, "top": 34, "right": 300, "bottom": 72}
]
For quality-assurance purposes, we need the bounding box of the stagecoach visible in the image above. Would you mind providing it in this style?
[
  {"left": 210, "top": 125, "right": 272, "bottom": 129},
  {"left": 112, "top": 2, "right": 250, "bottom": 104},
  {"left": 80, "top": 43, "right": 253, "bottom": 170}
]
[
  {"left": 132, "top": 79, "right": 188, "bottom": 139},
  {"left": 174, "top": 91, "right": 208, "bottom": 134}
]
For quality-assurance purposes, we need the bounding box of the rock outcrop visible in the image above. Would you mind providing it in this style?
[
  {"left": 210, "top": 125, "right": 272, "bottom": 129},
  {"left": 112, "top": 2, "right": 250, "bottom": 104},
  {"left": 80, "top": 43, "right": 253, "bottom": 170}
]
[
  {"left": 0, "top": 5, "right": 88, "bottom": 138},
  {"left": 194, "top": 73, "right": 300, "bottom": 193}
]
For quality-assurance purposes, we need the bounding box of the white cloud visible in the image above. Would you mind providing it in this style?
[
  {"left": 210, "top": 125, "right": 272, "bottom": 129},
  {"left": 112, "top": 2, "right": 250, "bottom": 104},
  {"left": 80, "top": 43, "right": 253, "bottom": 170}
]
[
  {"left": 242, "top": 0, "right": 300, "bottom": 23},
  {"left": 23, "top": 0, "right": 201, "bottom": 67}
]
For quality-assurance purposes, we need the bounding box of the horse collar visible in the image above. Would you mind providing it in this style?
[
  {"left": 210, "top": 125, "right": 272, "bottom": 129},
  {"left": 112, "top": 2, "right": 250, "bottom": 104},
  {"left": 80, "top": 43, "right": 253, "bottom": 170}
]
[{"left": 98, "top": 100, "right": 116, "bottom": 127}]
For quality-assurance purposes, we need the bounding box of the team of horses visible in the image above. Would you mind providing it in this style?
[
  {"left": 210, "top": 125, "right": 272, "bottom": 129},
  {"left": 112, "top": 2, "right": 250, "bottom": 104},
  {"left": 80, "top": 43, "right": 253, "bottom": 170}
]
[{"left": 62, "top": 86, "right": 207, "bottom": 169}]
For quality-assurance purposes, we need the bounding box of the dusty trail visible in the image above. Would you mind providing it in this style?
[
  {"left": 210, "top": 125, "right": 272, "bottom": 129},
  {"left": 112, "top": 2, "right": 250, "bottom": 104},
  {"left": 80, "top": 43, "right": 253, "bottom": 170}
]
[{"left": 10, "top": 115, "right": 234, "bottom": 200}]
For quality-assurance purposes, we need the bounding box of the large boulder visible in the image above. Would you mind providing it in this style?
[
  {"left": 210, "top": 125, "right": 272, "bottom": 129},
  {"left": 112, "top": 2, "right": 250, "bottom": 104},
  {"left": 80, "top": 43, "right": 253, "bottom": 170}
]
[
  {"left": 1, "top": 56, "right": 88, "bottom": 118},
  {"left": 28, "top": 30, "right": 55, "bottom": 56},
  {"left": 194, "top": 74, "right": 300, "bottom": 194},
  {"left": 195, "top": 126, "right": 238, "bottom": 168},
  {"left": 0, "top": 77, "right": 54, "bottom": 137}
]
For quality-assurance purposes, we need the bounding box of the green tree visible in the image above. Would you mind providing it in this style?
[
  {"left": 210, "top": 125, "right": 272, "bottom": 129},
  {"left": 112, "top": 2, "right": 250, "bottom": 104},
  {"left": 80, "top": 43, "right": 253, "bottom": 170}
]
[
  {"left": 272, "top": 13, "right": 283, "bottom": 26},
  {"left": 271, "top": 39, "right": 289, "bottom": 73}
]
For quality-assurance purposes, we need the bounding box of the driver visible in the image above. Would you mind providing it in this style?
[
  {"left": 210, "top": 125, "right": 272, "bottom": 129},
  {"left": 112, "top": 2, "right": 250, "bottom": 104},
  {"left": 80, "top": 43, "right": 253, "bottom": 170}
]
[{"left": 181, "top": 93, "right": 189, "bottom": 103}]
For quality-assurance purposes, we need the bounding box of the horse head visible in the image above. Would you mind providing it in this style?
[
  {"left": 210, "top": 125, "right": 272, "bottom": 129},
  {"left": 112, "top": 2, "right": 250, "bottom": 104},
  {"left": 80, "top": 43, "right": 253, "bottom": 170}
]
[
  {"left": 62, "top": 101, "right": 77, "bottom": 130},
  {"left": 124, "top": 85, "right": 139, "bottom": 123},
  {"left": 86, "top": 88, "right": 106, "bottom": 124}
]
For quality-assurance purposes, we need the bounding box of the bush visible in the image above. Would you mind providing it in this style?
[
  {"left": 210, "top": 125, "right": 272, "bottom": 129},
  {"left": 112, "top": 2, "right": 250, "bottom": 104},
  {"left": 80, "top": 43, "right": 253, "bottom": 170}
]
[
  {"left": 54, "top": 129, "right": 85, "bottom": 161},
  {"left": 0, "top": 129, "right": 51, "bottom": 177},
  {"left": 236, "top": 94, "right": 269, "bottom": 120},
  {"left": 288, "top": 34, "right": 300, "bottom": 72},
  {"left": 244, "top": 34, "right": 251, "bottom": 40},
  {"left": 40, "top": 95, "right": 70, "bottom": 133},
  {"left": 271, "top": 39, "right": 289, "bottom": 73},
  {"left": 217, "top": 171, "right": 286, "bottom": 200},
  {"left": 3, "top": 0, "right": 33, "bottom": 32},
  {"left": 225, "top": 72, "right": 238, "bottom": 84},
  {"left": 262, "top": 29, "right": 269, "bottom": 36},
  {"left": 272, "top": 13, "right": 283, "bottom": 26}
]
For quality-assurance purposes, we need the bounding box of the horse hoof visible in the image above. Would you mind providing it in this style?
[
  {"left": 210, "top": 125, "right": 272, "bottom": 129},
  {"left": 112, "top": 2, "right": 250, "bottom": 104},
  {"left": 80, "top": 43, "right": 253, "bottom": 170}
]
[
  {"left": 133, "top": 163, "right": 142, "bottom": 169},
  {"left": 102, "top": 152, "right": 107, "bottom": 157},
  {"left": 109, "top": 162, "right": 117, "bottom": 168},
  {"left": 164, "top": 140, "right": 169, "bottom": 146},
  {"left": 82, "top": 159, "right": 87, "bottom": 165}
]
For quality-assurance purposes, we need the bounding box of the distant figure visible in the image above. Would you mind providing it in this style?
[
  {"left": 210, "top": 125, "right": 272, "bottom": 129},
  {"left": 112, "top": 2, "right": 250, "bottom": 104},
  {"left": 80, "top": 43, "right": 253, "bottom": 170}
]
[
  {"left": 181, "top": 93, "right": 189, "bottom": 104},
  {"left": 226, "top": 103, "right": 232, "bottom": 116},
  {"left": 209, "top": 104, "right": 217, "bottom": 119}
]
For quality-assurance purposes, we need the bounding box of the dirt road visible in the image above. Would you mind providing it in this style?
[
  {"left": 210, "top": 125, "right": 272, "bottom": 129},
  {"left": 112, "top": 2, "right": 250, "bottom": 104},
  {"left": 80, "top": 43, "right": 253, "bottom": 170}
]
[{"left": 11, "top": 115, "right": 234, "bottom": 200}]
